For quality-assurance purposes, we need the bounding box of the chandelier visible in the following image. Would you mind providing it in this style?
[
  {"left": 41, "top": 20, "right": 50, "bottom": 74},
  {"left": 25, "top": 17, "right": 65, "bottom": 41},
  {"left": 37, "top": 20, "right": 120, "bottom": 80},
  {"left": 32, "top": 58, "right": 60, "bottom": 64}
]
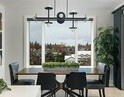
[{"left": 27, "top": 0, "right": 93, "bottom": 29}]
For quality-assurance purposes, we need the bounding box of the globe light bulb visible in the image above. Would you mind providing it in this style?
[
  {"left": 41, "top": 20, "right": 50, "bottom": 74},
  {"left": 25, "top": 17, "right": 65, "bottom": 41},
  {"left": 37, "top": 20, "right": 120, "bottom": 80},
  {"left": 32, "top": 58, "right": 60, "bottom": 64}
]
[
  {"left": 71, "top": 28, "right": 76, "bottom": 32},
  {"left": 59, "top": 13, "right": 64, "bottom": 18},
  {"left": 47, "top": 23, "right": 50, "bottom": 27}
]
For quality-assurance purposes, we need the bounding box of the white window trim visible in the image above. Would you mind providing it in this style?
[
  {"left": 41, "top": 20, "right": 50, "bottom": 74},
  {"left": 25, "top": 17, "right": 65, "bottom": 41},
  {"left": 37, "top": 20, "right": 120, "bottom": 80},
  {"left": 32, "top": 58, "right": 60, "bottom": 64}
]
[
  {"left": 24, "top": 15, "right": 96, "bottom": 68},
  {"left": 24, "top": 15, "right": 30, "bottom": 68}
]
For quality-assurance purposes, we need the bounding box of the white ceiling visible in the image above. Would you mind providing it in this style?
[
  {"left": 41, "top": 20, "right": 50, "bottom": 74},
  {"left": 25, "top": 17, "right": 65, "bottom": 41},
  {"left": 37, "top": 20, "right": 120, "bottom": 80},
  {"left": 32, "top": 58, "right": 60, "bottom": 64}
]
[{"left": 0, "top": 0, "right": 123, "bottom": 9}]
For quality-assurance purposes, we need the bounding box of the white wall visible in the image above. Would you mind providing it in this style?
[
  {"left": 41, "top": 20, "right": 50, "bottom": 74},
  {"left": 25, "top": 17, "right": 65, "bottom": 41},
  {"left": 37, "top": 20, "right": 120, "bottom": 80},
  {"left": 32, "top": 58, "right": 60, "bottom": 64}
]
[
  {"left": 0, "top": 4, "right": 5, "bottom": 79},
  {"left": 0, "top": 1, "right": 114, "bottom": 83}
]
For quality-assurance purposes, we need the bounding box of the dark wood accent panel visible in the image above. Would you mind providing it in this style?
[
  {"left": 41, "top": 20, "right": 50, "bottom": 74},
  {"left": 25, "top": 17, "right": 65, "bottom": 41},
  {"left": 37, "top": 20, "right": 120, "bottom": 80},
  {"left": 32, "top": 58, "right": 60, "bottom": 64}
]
[{"left": 113, "top": 4, "right": 124, "bottom": 89}]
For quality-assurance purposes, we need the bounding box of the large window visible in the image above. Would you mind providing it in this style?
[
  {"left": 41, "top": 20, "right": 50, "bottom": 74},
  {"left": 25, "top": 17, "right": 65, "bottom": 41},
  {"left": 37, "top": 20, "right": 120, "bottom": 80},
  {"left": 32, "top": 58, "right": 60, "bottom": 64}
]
[{"left": 25, "top": 17, "right": 95, "bottom": 67}]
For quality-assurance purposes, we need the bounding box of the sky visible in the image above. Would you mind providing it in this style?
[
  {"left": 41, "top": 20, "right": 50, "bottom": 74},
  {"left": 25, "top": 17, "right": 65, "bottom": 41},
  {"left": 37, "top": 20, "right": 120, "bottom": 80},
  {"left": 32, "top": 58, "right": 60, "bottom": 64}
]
[{"left": 29, "top": 21, "right": 91, "bottom": 46}]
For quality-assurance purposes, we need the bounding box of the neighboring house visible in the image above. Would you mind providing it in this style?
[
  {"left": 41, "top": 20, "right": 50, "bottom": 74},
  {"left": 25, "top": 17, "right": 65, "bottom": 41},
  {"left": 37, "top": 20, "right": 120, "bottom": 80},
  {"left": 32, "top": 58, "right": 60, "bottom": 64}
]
[{"left": 64, "top": 51, "right": 91, "bottom": 66}]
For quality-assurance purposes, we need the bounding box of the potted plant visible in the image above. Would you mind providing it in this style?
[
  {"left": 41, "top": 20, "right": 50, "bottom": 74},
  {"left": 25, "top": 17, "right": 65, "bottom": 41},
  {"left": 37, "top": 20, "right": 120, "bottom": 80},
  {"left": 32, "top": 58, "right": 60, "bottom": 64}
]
[
  {"left": 0, "top": 79, "right": 11, "bottom": 94},
  {"left": 94, "top": 26, "right": 118, "bottom": 86},
  {"left": 42, "top": 62, "right": 79, "bottom": 71}
]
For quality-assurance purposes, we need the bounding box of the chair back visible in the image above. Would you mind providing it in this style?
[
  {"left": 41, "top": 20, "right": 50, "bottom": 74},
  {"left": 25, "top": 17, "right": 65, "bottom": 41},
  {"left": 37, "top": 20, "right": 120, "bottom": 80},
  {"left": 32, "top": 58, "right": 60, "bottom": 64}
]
[
  {"left": 98, "top": 64, "right": 108, "bottom": 85},
  {"left": 36, "top": 73, "right": 57, "bottom": 90},
  {"left": 9, "top": 62, "right": 19, "bottom": 84},
  {"left": 66, "top": 72, "right": 87, "bottom": 90}
]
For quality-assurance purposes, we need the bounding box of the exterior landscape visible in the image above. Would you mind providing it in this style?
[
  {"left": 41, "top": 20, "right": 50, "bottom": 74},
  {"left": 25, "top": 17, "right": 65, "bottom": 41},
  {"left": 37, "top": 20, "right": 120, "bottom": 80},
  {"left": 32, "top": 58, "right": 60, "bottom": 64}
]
[
  {"left": 30, "top": 41, "right": 91, "bottom": 66},
  {"left": 30, "top": 42, "right": 41, "bottom": 65}
]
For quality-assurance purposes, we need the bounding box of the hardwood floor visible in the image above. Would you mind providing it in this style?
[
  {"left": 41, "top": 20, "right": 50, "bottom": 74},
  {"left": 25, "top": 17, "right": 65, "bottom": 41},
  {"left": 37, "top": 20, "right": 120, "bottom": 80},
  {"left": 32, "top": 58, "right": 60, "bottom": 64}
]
[{"left": 56, "top": 87, "right": 124, "bottom": 97}]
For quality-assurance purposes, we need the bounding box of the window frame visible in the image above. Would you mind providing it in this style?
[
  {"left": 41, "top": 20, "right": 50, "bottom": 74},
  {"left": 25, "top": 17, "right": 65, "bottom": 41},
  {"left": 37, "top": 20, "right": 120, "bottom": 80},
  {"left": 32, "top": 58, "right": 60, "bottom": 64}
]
[{"left": 24, "top": 15, "right": 96, "bottom": 68}]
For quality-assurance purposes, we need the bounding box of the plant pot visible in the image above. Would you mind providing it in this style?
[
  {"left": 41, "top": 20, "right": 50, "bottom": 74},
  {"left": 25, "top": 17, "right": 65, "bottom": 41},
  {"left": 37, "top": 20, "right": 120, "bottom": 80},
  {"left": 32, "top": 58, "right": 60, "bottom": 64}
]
[{"left": 43, "top": 67, "right": 79, "bottom": 71}]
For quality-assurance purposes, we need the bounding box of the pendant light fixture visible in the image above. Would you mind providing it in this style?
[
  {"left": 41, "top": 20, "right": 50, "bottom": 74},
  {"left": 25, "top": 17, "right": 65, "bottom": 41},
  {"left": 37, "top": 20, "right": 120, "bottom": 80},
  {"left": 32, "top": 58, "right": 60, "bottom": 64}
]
[{"left": 28, "top": 0, "right": 93, "bottom": 29}]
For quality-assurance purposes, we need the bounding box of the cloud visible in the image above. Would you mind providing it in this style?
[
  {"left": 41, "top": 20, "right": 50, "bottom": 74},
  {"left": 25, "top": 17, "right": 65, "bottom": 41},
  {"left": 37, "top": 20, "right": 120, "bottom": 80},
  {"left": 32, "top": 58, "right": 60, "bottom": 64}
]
[{"left": 30, "top": 21, "right": 92, "bottom": 46}]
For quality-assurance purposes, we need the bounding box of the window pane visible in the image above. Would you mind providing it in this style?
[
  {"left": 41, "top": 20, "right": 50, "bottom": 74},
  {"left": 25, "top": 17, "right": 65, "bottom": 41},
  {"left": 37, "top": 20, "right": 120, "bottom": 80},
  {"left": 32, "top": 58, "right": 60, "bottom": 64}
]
[
  {"left": 45, "top": 21, "right": 75, "bottom": 62},
  {"left": 29, "top": 21, "right": 42, "bottom": 65},
  {"left": 77, "top": 21, "right": 91, "bottom": 66}
]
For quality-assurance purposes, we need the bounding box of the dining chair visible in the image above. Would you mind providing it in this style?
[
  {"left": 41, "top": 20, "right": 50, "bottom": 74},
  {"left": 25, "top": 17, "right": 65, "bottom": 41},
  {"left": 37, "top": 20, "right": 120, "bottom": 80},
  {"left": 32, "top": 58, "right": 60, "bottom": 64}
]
[
  {"left": 63, "top": 72, "right": 87, "bottom": 97},
  {"left": 85, "top": 64, "right": 107, "bottom": 97},
  {"left": 9, "top": 62, "right": 35, "bottom": 85},
  {"left": 36, "top": 73, "right": 60, "bottom": 97}
]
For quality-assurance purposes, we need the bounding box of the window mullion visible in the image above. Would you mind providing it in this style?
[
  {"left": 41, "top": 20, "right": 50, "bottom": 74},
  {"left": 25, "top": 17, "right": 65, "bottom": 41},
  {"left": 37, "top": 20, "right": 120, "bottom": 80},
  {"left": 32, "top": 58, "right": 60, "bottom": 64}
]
[{"left": 42, "top": 21, "right": 45, "bottom": 64}]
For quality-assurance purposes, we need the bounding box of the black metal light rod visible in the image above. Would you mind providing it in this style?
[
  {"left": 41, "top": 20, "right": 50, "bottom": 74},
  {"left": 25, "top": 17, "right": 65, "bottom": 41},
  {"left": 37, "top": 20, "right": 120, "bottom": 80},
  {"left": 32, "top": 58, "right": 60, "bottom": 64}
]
[
  {"left": 27, "top": 17, "right": 93, "bottom": 21},
  {"left": 44, "top": 6, "right": 53, "bottom": 24},
  {"left": 72, "top": 14, "right": 74, "bottom": 27},
  {"left": 69, "top": 11, "right": 77, "bottom": 29}
]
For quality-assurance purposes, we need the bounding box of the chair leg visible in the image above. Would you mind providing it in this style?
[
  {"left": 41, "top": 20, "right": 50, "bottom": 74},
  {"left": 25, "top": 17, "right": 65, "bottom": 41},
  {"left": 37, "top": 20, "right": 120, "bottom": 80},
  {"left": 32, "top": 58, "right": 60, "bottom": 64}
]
[
  {"left": 65, "top": 91, "right": 69, "bottom": 97},
  {"left": 79, "top": 90, "right": 81, "bottom": 95},
  {"left": 41, "top": 90, "right": 43, "bottom": 95},
  {"left": 81, "top": 89, "right": 84, "bottom": 97},
  {"left": 67, "top": 93, "right": 69, "bottom": 97},
  {"left": 99, "top": 89, "right": 102, "bottom": 97},
  {"left": 54, "top": 93, "right": 56, "bottom": 97},
  {"left": 86, "top": 89, "right": 88, "bottom": 97},
  {"left": 65, "top": 92, "right": 68, "bottom": 97},
  {"left": 70, "top": 89, "right": 73, "bottom": 97},
  {"left": 79, "top": 90, "right": 83, "bottom": 96},
  {"left": 102, "top": 89, "right": 105, "bottom": 97}
]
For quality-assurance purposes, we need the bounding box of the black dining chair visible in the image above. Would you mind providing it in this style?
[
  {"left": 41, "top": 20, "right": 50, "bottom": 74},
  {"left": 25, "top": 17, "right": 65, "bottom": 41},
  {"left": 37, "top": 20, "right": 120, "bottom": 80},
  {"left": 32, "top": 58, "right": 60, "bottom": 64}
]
[
  {"left": 85, "top": 64, "right": 107, "bottom": 97},
  {"left": 63, "top": 72, "right": 87, "bottom": 97},
  {"left": 36, "top": 73, "right": 60, "bottom": 97},
  {"left": 9, "top": 62, "right": 35, "bottom": 85}
]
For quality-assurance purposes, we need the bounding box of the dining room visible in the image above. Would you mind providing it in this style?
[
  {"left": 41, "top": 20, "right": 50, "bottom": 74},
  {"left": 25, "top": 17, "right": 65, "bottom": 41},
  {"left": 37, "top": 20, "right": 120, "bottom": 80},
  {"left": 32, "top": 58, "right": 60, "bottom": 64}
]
[{"left": 0, "top": 0, "right": 124, "bottom": 97}]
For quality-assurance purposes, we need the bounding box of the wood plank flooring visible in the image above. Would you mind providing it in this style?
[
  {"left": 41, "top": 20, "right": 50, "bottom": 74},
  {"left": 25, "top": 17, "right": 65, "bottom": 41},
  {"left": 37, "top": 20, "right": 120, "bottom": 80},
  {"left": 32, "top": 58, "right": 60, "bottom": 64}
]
[{"left": 56, "top": 87, "right": 124, "bottom": 97}]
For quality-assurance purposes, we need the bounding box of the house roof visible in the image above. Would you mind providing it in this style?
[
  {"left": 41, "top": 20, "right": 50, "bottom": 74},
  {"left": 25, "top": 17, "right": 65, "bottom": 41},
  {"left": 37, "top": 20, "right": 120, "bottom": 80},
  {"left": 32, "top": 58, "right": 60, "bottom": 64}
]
[
  {"left": 65, "top": 57, "right": 75, "bottom": 61},
  {"left": 64, "top": 51, "right": 91, "bottom": 60}
]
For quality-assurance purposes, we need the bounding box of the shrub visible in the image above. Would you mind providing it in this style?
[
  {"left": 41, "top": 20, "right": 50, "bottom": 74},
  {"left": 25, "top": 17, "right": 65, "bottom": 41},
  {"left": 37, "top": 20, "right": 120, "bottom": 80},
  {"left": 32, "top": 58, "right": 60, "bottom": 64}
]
[{"left": 42, "top": 62, "right": 79, "bottom": 68}]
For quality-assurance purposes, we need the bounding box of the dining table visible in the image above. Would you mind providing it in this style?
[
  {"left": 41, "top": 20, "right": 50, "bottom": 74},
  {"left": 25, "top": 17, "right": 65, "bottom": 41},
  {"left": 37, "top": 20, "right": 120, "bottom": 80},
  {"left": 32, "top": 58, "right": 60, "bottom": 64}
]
[
  {"left": 17, "top": 67, "right": 105, "bottom": 75},
  {"left": 17, "top": 67, "right": 105, "bottom": 89}
]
